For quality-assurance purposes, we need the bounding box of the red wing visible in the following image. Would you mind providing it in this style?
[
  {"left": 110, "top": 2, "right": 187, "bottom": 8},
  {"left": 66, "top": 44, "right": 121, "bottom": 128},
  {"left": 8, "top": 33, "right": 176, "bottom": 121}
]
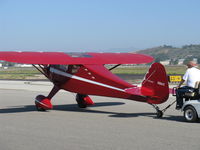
[{"left": 0, "top": 52, "right": 153, "bottom": 65}]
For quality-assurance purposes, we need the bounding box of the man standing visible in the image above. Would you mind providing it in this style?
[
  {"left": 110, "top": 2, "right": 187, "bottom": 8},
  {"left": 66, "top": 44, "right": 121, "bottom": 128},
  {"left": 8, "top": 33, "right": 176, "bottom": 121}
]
[{"left": 176, "top": 61, "right": 200, "bottom": 109}]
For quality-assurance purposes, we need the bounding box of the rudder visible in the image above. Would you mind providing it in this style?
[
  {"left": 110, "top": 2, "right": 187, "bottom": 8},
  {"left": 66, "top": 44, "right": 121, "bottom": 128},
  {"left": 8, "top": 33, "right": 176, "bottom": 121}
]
[{"left": 141, "top": 63, "right": 169, "bottom": 104}]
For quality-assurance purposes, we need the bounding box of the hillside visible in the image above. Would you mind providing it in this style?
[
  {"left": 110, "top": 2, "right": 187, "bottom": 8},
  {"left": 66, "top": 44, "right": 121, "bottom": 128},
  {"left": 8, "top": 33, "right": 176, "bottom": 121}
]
[{"left": 136, "top": 44, "right": 200, "bottom": 64}]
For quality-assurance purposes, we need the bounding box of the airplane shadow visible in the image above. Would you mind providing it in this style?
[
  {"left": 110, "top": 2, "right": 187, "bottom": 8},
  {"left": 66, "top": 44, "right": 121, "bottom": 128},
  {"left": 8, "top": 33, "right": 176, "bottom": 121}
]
[
  {"left": 54, "top": 103, "right": 155, "bottom": 118},
  {"left": 0, "top": 102, "right": 125, "bottom": 114},
  {"left": 0, "top": 102, "right": 197, "bottom": 122},
  {"left": 0, "top": 102, "right": 154, "bottom": 118}
]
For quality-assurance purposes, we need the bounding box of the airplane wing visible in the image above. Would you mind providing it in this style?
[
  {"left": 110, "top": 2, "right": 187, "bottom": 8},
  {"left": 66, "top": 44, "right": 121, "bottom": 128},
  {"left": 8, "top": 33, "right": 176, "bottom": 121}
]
[{"left": 0, "top": 51, "right": 153, "bottom": 65}]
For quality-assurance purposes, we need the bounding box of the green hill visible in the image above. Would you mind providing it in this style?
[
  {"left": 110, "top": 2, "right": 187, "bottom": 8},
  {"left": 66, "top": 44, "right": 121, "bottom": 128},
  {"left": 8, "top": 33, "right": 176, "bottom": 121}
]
[{"left": 136, "top": 44, "right": 200, "bottom": 64}]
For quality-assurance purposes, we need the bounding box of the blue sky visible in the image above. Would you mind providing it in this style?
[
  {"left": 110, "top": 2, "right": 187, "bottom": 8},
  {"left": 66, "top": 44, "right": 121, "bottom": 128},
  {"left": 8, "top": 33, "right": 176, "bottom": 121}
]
[{"left": 0, "top": 0, "right": 200, "bottom": 52}]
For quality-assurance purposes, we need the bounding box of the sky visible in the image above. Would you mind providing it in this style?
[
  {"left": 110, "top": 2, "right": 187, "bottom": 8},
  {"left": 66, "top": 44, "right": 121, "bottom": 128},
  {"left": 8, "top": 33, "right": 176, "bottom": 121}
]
[{"left": 0, "top": 0, "right": 200, "bottom": 52}]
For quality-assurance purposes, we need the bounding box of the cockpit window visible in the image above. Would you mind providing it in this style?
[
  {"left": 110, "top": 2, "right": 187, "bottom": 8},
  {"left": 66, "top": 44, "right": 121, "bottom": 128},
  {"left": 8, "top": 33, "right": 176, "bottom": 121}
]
[
  {"left": 69, "top": 65, "right": 80, "bottom": 74},
  {"left": 51, "top": 65, "right": 68, "bottom": 72},
  {"left": 49, "top": 65, "right": 80, "bottom": 74}
]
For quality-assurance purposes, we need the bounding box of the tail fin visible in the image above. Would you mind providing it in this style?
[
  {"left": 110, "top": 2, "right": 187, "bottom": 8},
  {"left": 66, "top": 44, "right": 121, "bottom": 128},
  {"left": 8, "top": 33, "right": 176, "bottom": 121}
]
[{"left": 141, "top": 63, "right": 169, "bottom": 104}]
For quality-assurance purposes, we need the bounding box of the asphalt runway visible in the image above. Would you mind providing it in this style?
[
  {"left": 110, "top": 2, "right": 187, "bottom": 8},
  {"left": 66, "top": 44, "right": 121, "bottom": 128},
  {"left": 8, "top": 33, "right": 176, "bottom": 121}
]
[{"left": 0, "top": 81, "right": 200, "bottom": 150}]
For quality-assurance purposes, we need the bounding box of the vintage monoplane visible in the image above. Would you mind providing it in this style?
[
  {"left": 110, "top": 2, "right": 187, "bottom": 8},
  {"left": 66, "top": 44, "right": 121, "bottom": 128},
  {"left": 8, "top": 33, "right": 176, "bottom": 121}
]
[{"left": 0, "top": 52, "right": 169, "bottom": 117}]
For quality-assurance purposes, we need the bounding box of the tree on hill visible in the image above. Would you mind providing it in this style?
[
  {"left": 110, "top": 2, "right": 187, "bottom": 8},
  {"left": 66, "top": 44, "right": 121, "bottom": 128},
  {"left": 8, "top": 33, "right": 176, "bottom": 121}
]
[
  {"left": 136, "top": 44, "right": 200, "bottom": 64},
  {"left": 183, "top": 57, "right": 193, "bottom": 65}
]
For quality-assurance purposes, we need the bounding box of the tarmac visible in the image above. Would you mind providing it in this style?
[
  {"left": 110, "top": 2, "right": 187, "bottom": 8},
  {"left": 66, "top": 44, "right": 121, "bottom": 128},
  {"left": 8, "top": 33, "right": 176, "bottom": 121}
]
[{"left": 0, "top": 80, "right": 200, "bottom": 150}]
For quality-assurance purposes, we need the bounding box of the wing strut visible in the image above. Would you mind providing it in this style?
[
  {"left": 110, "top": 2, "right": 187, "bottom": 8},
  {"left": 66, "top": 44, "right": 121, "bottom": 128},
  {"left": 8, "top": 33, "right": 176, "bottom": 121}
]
[
  {"left": 109, "top": 64, "right": 121, "bottom": 71},
  {"left": 32, "top": 64, "right": 49, "bottom": 80}
]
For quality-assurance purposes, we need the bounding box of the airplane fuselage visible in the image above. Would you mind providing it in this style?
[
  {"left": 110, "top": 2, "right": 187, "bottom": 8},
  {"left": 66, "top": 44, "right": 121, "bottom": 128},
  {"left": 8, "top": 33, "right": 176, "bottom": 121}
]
[{"left": 47, "top": 64, "right": 147, "bottom": 102}]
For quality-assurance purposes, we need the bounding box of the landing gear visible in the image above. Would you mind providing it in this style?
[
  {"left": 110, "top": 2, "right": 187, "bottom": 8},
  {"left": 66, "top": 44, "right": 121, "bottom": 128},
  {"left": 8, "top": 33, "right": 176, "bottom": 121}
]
[
  {"left": 76, "top": 94, "right": 87, "bottom": 108},
  {"left": 35, "top": 85, "right": 60, "bottom": 111},
  {"left": 156, "top": 110, "right": 163, "bottom": 118},
  {"left": 150, "top": 104, "right": 163, "bottom": 118},
  {"left": 35, "top": 95, "right": 53, "bottom": 111},
  {"left": 76, "top": 94, "right": 94, "bottom": 108},
  {"left": 150, "top": 100, "right": 176, "bottom": 118}
]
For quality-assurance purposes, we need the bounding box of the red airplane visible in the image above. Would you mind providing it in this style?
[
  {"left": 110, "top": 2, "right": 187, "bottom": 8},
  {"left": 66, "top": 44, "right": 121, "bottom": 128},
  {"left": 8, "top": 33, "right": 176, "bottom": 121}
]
[{"left": 0, "top": 52, "right": 169, "bottom": 117}]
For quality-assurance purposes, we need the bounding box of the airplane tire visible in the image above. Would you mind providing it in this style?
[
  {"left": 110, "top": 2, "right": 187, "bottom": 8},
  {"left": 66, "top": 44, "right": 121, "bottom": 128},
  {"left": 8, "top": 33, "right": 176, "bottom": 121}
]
[
  {"left": 35, "top": 95, "right": 45, "bottom": 111},
  {"left": 36, "top": 106, "right": 46, "bottom": 111},
  {"left": 156, "top": 110, "right": 163, "bottom": 118},
  {"left": 35, "top": 95, "right": 52, "bottom": 111},
  {"left": 184, "top": 106, "right": 197, "bottom": 122},
  {"left": 76, "top": 94, "right": 87, "bottom": 108}
]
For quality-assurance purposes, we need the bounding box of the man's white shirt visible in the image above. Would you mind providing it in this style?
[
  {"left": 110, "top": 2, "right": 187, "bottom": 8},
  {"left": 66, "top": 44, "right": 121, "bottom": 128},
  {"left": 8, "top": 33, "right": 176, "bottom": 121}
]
[{"left": 183, "top": 67, "right": 200, "bottom": 88}]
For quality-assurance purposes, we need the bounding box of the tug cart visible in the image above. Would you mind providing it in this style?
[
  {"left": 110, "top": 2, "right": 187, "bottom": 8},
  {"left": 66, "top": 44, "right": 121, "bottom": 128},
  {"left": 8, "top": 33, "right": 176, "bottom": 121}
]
[
  {"left": 157, "top": 76, "right": 200, "bottom": 122},
  {"left": 172, "top": 81, "right": 200, "bottom": 122}
]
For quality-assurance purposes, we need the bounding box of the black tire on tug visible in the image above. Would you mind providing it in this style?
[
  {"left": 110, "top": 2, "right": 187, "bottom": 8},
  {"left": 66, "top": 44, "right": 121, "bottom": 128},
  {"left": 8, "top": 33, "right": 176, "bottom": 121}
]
[
  {"left": 184, "top": 106, "right": 198, "bottom": 122},
  {"left": 35, "top": 95, "right": 46, "bottom": 111},
  {"left": 76, "top": 94, "right": 87, "bottom": 108}
]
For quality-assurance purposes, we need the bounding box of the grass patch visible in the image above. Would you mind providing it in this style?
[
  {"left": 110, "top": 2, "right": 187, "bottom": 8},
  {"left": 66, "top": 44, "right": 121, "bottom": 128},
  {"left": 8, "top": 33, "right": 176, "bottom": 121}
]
[
  {"left": 0, "top": 65, "right": 187, "bottom": 80},
  {"left": 0, "top": 74, "right": 37, "bottom": 79},
  {"left": 165, "top": 65, "right": 186, "bottom": 74},
  {"left": 0, "top": 67, "right": 39, "bottom": 74},
  {"left": 111, "top": 65, "right": 186, "bottom": 75},
  {"left": 0, "top": 67, "right": 40, "bottom": 79}
]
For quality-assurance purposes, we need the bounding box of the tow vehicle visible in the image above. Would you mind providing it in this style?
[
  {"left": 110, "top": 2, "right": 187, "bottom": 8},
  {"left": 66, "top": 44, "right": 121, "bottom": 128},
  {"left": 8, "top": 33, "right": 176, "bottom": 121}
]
[{"left": 173, "top": 82, "right": 200, "bottom": 122}]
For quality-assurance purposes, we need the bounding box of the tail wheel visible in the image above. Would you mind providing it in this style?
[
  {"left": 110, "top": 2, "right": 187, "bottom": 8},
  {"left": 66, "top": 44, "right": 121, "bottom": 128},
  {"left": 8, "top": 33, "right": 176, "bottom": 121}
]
[
  {"left": 156, "top": 110, "right": 163, "bottom": 118},
  {"left": 184, "top": 106, "right": 198, "bottom": 122},
  {"left": 76, "top": 94, "right": 87, "bottom": 108}
]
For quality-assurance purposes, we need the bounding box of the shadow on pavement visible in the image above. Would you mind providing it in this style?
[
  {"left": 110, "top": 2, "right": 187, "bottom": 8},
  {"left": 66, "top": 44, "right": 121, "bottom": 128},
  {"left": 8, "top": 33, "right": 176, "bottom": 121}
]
[
  {"left": 0, "top": 102, "right": 199, "bottom": 123},
  {"left": 0, "top": 102, "right": 125, "bottom": 114}
]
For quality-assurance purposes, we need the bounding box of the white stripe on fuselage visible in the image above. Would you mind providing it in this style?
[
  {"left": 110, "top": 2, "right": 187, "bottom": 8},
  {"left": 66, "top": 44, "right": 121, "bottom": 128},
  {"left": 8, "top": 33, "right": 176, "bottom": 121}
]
[{"left": 50, "top": 68, "right": 125, "bottom": 92}]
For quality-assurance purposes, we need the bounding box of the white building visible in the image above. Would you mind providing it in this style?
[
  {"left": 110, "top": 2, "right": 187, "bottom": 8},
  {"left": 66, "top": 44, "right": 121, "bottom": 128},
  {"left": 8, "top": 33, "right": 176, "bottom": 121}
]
[
  {"left": 178, "top": 59, "right": 185, "bottom": 65},
  {"left": 14, "top": 64, "right": 33, "bottom": 67},
  {"left": 0, "top": 61, "right": 3, "bottom": 67},
  {"left": 193, "top": 58, "right": 198, "bottom": 64},
  {"left": 160, "top": 60, "right": 170, "bottom": 65}
]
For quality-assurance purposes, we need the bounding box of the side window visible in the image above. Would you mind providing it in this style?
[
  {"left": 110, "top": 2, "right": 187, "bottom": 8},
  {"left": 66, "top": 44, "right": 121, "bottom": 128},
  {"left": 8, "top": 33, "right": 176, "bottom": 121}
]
[
  {"left": 68, "top": 65, "right": 80, "bottom": 74},
  {"left": 52, "top": 65, "right": 68, "bottom": 72},
  {"left": 49, "top": 65, "right": 80, "bottom": 74},
  {"left": 59, "top": 65, "right": 68, "bottom": 72}
]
